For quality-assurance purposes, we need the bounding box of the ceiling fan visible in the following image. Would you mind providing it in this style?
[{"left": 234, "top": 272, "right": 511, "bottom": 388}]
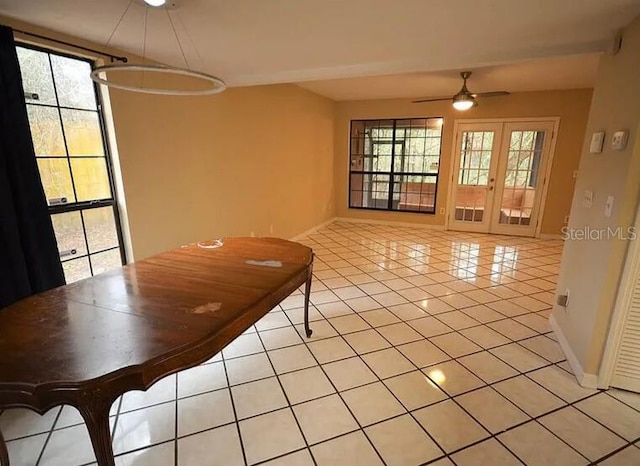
[{"left": 412, "top": 71, "right": 510, "bottom": 110}]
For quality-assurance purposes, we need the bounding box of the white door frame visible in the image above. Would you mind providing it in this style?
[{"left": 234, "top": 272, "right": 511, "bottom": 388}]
[
  {"left": 489, "top": 120, "right": 557, "bottom": 237},
  {"left": 598, "top": 202, "right": 640, "bottom": 389},
  {"left": 447, "top": 122, "right": 503, "bottom": 233},
  {"left": 445, "top": 117, "right": 560, "bottom": 238}
]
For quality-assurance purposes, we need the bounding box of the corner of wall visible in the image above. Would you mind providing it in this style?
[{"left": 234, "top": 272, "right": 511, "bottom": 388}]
[
  {"left": 290, "top": 217, "right": 336, "bottom": 241},
  {"left": 549, "top": 314, "right": 598, "bottom": 388},
  {"left": 98, "top": 83, "right": 135, "bottom": 262}
]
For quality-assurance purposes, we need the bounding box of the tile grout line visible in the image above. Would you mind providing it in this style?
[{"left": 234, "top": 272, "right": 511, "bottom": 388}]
[
  {"left": 220, "top": 342, "right": 249, "bottom": 466},
  {"left": 300, "top": 227, "right": 598, "bottom": 463},
  {"left": 303, "top": 298, "right": 455, "bottom": 463},
  {"left": 303, "top": 225, "right": 618, "bottom": 463},
  {"left": 275, "top": 308, "right": 392, "bottom": 466},
  {"left": 173, "top": 371, "right": 179, "bottom": 465},
  {"left": 326, "top": 289, "right": 529, "bottom": 464},
  {"left": 251, "top": 322, "right": 319, "bottom": 466},
  {"left": 8, "top": 223, "right": 639, "bottom": 466},
  {"left": 34, "top": 407, "right": 63, "bottom": 466}
]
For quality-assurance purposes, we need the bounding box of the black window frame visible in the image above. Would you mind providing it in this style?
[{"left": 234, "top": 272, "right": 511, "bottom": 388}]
[
  {"left": 348, "top": 117, "right": 444, "bottom": 214},
  {"left": 17, "top": 42, "right": 127, "bottom": 279}
]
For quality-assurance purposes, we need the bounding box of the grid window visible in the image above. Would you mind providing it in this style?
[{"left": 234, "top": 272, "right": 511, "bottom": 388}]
[
  {"left": 17, "top": 45, "right": 125, "bottom": 284},
  {"left": 349, "top": 118, "right": 443, "bottom": 214}
]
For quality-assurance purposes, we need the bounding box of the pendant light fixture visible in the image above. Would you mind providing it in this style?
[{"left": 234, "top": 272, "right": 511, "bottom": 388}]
[{"left": 90, "top": 0, "right": 226, "bottom": 96}]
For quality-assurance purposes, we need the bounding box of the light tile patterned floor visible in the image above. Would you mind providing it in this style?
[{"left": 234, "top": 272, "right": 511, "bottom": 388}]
[{"left": 3, "top": 221, "right": 640, "bottom": 465}]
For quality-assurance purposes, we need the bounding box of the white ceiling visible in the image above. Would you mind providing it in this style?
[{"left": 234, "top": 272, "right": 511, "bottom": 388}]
[
  {"left": 297, "top": 54, "right": 601, "bottom": 101},
  {"left": 1, "top": 0, "right": 639, "bottom": 96}
]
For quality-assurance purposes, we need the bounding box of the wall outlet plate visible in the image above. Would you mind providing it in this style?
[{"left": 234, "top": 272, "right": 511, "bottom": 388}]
[
  {"left": 583, "top": 190, "right": 593, "bottom": 208},
  {"left": 556, "top": 294, "right": 569, "bottom": 307},
  {"left": 611, "top": 130, "right": 629, "bottom": 150},
  {"left": 590, "top": 131, "right": 605, "bottom": 153}
]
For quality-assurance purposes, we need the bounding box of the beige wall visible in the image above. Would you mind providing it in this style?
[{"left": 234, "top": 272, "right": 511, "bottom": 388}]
[
  {"left": 334, "top": 89, "right": 592, "bottom": 234},
  {"left": 109, "top": 83, "right": 335, "bottom": 259},
  {"left": 553, "top": 15, "right": 640, "bottom": 375}
]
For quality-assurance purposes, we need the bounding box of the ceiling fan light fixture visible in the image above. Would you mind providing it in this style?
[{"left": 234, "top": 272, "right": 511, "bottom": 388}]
[
  {"left": 412, "top": 71, "right": 509, "bottom": 106},
  {"left": 144, "top": 0, "right": 167, "bottom": 7},
  {"left": 452, "top": 93, "right": 475, "bottom": 111}
]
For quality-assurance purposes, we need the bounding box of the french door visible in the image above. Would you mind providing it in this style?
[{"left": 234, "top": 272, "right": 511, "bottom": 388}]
[{"left": 448, "top": 120, "right": 556, "bottom": 237}]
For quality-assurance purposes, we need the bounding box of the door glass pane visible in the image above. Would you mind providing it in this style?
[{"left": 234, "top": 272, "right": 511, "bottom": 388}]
[
  {"left": 37, "top": 158, "right": 76, "bottom": 204},
  {"left": 27, "top": 105, "right": 66, "bottom": 157},
  {"left": 84, "top": 208, "right": 119, "bottom": 253},
  {"left": 90, "top": 249, "right": 122, "bottom": 276},
  {"left": 62, "top": 257, "right": 91, "bottom": 283},
  {"left": 51, "top": 211, "right": 88, "bottom": 259},
  {"left": 50, "top": 54, "right": 97, "bottom": 110},
  {"left": 16, "top": 47, "right": 57, "bottom": 105},
  {"left": 70, "top": 158, "right": 111, "bottom": 201},
  {"left": 454, "top": 131, "right": 494, "bottom": 223},
  {"left": 61, "top": 109, "right": 105, "bottom": 156},
  {"left": 498, "top": 130, "right": 545, "bottom": 226}
]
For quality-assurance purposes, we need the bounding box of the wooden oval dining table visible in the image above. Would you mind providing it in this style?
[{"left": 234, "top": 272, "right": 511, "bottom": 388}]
[{"left": 0, "top": 237, "right": 314, "bottom": 466}]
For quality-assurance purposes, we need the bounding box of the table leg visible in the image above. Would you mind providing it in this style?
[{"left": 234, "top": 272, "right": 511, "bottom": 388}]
[
  {"left": 303, "top": 269, "right": 313, "bottom": 338},
  {"left": 78, "top": 401, "right": 115, "bottom": 466},
  {"left": 0, "top": 429, "right": 9, "bottom": 466}
]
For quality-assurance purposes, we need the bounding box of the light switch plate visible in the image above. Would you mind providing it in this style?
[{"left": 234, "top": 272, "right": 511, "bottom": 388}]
[
  {"left": 611, "top": 130, "right": 629, "bottom": 150},
  {"left": 583, "top": 190, "right": 593, "bottom": 208},
  {"left": 590, "top": 131, "right": 605, "bottom": 153},
  {"left": 605, "top": 195, "right": 614, "bottom": 218}
]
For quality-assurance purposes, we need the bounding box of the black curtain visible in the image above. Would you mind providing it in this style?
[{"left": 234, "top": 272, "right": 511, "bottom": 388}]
[{"left": 0, "top": 25, "right": 65, "bottom": 309}]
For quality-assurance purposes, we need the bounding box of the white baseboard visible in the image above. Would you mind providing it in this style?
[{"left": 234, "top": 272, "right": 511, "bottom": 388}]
[
  {"left": 549, "top": 314, "right": 598, "bottom": 389},
  {"left": 539, "top": 233, "right": 564, "bottom": 240},
  {"left": 334, "top": 216, "right": 445, "bottom": 230},
  {"left": 290, "top": 217, "right": 336, "bottom": 241}
]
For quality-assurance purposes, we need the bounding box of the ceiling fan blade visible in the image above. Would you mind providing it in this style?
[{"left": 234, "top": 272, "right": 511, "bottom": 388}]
[
  {"left": 473, "top": 91, "right": 510, "bottom": 98},
  {"left": 412, "top": 97, "right": 451, "bottom": 104}
]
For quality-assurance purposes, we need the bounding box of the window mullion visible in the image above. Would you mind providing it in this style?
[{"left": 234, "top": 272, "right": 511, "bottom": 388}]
[{"left": 388, "top": 120, "right": 397, "bottom": 210}]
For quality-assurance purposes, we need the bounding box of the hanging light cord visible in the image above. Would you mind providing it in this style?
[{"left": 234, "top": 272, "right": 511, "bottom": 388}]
[
  {"left": 140, "top": 7, "right": 149, "bottom": 89},
  {"left": 166, "top": 8, "right": 190, "bottom": 69},
  {"left": 90, "top": 0, "right": 226, "bottom": 95},
  {"left": 175, "top": 10, "right": 205, "bottom": 70},
  {"left": 105, "top": 0, "right": 134, "bottom": 51}
]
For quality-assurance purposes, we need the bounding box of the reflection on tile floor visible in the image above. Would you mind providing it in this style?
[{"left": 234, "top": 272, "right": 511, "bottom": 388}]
[{"left": 3, "top": 221, "right": 640, "bottom": 465}]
